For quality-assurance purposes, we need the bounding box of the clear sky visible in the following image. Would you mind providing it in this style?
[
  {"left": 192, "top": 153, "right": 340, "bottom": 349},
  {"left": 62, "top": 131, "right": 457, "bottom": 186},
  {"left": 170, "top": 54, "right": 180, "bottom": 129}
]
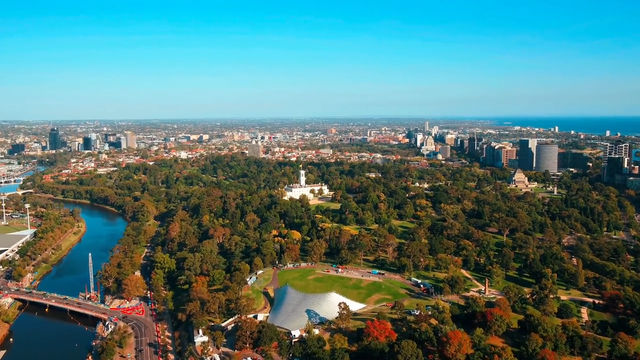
[{"left": 1, "top": 1, "right": 639, "bottom": 120}]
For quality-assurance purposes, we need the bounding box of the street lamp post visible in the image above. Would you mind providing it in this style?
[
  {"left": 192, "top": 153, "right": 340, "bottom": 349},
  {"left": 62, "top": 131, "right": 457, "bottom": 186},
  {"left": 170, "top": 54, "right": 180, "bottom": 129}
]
[
  {"left": 1, "top": 196, "right": 6, "bottom": 225},
  {"left": 25, "top": 204, "right": 30, "bottom": 230}
]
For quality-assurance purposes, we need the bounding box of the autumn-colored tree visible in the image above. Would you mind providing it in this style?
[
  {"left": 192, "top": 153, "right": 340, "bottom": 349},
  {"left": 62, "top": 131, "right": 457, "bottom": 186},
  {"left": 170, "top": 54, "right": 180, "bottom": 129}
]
[
  {"left": 483, "top": 308, "right": 510, "bottom": 336},
  {"left": 363, "top": 319, "right": 397, "bottom": 343},
  {"left": 608, "top": 332, "right": 637, "bottom": 360},
  {"left": 440, "top": 329, "right": 472, "bottom": 360},
  {"left": 122, "top": 274, "right": 147, "bottom": 300},
  {"left": 335, "top": 302, "right": 352, "bottom": 329},
  {"left": 329, "top": 333, "right": 349, "bottom": 349},
  {"left": 494, "top": 297, "right": 512, "bottom": 316},
  {"left": 307, "top": 239, "right": 327, "bottom": 263},
  {"left": 537, "top": 349, "right": 559, "bottom": 360},
  {"left": 235, "top": 316, "right": 258, "bottom": 350}
]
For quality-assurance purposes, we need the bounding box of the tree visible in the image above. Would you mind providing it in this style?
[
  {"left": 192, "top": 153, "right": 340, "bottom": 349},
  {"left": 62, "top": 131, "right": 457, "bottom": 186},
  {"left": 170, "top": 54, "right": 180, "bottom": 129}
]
[
  {"left": 211, "top": 330, "right": 225, "bottom": 349},
  {"left": 537, "top": 349, "right": 559, "bottom": 360},
  {"left": 329, "top": 333, "right": 349, "bottom": 349},
  {"left": 556, "top": 301, "right": 577, "bottom": 319},
  {"left": 336, "top": 302, "right": 352, "bottom": 329},
  {"left": 483, "top": 308, "right": 510, "bottom": 336},
  {"left": 608, "top": 332, "right": 637, "bottom": 360},
  {"left": 307, "top": 239, "right": 327, "bottom": 263},
  {"left": 444, "top": 272, "right": 466, "bottom": 294},
  {"left": 503, "top": 283, "right": 529, "bottom": 313},
  {"left": 392, "top": 339, "right": 423, "bottom": 360},
  {"left": 256, "top": 321, "right": 280, "bottom": 349},
  {"left": 521, "top": 333, "right": 544, "bottom": 359},
  {"left": 440, "top": 330, "right": 473, "bottom": 360},
  {"left": 364, "top": 319, "right": 397, "bottom": 343},
  {"left": 494, "top": 297, "right": 512, "bottom": 316},
  {"left": 291, "top": 333, "right": 329, "bottom": 360},
  {"left": 530, "top": 269, "right": 558, "bottom": 316},
  {"left": 235, "top": 316, "right": 258, "bottom": 350},
  {"left": 122, "top": 274, "right": 147, "bottom": 300},
  {"left": 251, "top": 256, "right": 264, "bottom": 272}
]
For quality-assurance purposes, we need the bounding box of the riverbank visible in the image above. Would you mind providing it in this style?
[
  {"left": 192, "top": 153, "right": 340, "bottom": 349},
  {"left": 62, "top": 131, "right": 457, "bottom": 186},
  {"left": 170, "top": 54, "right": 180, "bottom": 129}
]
[
  {"left": 33, "top": 194, "right": 120, "bottom": 215},
  {"left": 1, "top": 201, "right": 128, "bottom": 360},
  {"left": 0, "top": 217, "right": 87, "bottom": 347},
  {"left": 31, "top": 218, "right": 87, "bottom": 285}
]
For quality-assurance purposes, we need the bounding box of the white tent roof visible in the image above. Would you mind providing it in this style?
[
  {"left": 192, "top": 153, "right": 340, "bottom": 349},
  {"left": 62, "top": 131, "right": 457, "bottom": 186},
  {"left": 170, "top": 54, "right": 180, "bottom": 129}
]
[{"left": 268, "top": 285, "right": 366, "bottom": 331}]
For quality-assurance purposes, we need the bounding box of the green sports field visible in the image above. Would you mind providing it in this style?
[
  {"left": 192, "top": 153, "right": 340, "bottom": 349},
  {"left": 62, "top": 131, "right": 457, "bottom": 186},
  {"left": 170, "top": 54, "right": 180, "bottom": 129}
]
[
  {"left": 0, "top": 224, "right": 27, "bottom": 234},
  {"left": 277, "top": 268, "right": 411, "bottom": 305}
]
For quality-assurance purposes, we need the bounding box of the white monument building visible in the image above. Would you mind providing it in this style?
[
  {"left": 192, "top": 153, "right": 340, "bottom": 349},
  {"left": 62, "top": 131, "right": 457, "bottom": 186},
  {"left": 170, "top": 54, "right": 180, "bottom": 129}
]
[{"left": 283, "top": 170, "right": 330, "bottom": 200}]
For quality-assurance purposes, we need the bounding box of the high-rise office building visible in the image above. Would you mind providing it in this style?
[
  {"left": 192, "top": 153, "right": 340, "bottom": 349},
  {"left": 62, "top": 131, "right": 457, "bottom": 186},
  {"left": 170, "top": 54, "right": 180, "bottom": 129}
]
[
  {"left": 124, "top": 131, "right": 137, "bottom": 149},
  {"left": 82, "top": 136, "right": 94, "bottom": 151},
  {"left": 48, "top": 128, "right": 61, "bottom": 150},
  {"left": 439, "top": 145, "right": 451, "bottom": 159},
  {"left": 423, "top": 136, "right": 435, "bottom": 151},
  {"left": 518, "top": 139, "right": 537, "bottom": 171},
  {"left": 603, "top": 142, "right": 630, "bottom": 165},
  {"left": 535, "top": 143, "right": 558, "bottom": 173},
  {"left": 9, "top": 143, "right": 26, "bottom": 155},
  {"left": 424, "top": 121, "right": 429, "bottom": 133},
  {"left": 247, "top": 142, "right": 263, "bottom": 158}
]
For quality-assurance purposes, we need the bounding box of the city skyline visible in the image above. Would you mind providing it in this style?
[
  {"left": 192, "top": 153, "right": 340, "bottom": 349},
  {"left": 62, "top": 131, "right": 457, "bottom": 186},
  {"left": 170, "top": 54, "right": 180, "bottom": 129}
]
[{"left": 1, "top": 1, "right": 640, "bottom": 120}]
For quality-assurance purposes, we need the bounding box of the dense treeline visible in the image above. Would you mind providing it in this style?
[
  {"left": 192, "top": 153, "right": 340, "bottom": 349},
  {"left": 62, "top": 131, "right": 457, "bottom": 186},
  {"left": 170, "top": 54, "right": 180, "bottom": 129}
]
[
  {"left": 29, "top": 154, "right": 640, "bottom": 359},
  {"left": 2, "top": 196, "right": 78, "bottom": 281}
]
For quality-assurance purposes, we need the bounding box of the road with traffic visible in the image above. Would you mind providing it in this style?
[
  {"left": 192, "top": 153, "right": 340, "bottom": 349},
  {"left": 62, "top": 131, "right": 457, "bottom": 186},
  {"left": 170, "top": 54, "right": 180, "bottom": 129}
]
[{"left": 1, "top": 286, "right": 158, "bottom": 360}]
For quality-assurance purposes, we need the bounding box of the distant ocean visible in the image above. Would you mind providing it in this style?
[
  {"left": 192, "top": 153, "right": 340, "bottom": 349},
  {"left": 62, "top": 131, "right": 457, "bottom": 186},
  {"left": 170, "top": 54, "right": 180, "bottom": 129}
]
[{"left": 488, "top": 117, "right": 640, "bottom": 136}]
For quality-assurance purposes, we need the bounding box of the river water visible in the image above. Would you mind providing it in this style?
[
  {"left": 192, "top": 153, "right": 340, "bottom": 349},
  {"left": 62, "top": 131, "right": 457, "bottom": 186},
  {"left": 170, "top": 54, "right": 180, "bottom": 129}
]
[{"left": 1, "top": 202, "right": 127, "bottom": 359}]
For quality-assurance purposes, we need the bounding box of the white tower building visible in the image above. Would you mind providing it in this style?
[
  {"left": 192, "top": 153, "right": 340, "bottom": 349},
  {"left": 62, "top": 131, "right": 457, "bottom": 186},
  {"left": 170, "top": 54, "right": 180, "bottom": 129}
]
[{"left": 299, "top": 170, "right": 306, "bottom": 186}]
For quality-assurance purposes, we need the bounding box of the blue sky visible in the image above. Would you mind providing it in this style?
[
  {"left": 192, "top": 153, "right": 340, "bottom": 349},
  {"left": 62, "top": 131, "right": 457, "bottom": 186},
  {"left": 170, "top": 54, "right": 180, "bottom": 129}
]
[{"left": 1, "top": 1, "right": 639, "bottom": 119}]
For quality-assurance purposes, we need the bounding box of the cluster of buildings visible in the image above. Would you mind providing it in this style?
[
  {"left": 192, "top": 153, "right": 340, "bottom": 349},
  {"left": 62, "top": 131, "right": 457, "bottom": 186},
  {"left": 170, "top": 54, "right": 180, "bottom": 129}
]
[
  {"left": 602, "top": 141, "right": 640, "bottom": 188},
  {"left": 7, "top": 128, "right": 139, "bottom": 154},
  {"left": 408, "top": 122, "right": 451, "bottom": 160}
]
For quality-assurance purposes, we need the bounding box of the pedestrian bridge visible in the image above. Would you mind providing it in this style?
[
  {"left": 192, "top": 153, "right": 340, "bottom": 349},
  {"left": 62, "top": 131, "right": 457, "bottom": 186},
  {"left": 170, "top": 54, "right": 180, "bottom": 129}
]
[{"left": 0, "top": 190, "right": 34, "bottom": 196}]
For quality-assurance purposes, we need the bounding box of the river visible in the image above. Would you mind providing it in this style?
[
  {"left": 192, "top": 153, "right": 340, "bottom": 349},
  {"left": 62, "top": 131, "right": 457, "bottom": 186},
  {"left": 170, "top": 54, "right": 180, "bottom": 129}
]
[{"left": 1, "top": 202, "right": 127, "bottom": 359}]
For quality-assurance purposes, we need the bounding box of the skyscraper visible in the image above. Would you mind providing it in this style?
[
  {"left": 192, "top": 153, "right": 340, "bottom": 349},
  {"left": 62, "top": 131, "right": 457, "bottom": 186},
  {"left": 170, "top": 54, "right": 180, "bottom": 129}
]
[
  {"left": 82, "top": 136, "right": 94, "bottom": 151},
  {"left": 247, "top": 142, "right": 263, "bottom": 157},
  {"left": 124, "top": 131, "right": 137, "bottom": 149},
  {"left": 603, "top": 142, "right": 630, "bottom": 165},
  {"left": 48, "top": 128, "right": 61, "bottom": 150},
  {"left": 518, "top": 139, "right": 537, "bottom": 171},
  {"left": 535, "top": 143, "right": 558, "bottom": 173}
]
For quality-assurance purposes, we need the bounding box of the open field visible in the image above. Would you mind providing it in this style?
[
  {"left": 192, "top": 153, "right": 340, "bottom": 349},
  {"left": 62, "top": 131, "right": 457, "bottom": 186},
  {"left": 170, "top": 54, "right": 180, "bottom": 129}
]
[
  {"left": 0, "top": 224, "right": 27, "bottom": 234},
  {"left": 310, "top": 201, "right": 341, "bottom": 210},
  {"left": 278, "top": 268, "right": 411, "bottom": 305}
]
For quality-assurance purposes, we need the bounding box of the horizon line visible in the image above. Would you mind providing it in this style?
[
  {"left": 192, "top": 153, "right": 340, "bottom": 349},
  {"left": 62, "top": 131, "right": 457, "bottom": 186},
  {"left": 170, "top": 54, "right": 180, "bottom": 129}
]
[{"left": 1, "top": 115, "right": 639, "bottom": 122}]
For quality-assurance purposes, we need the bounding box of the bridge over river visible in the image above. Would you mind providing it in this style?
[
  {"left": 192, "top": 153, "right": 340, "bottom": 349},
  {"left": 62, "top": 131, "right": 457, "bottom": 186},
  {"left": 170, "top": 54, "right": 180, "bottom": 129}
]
[{"left": 1, "top": 287, "right": 158, "bottom": 360}]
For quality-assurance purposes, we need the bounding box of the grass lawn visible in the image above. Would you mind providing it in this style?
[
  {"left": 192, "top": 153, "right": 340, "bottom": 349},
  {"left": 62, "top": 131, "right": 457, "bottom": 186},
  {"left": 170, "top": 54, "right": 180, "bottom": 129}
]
[
  {"left": 244, "top": 268, "right": 274, "bottom": 312},
  {"left": 245, "top": 287, "right": 265, "bottom": 312},
  {"left": 588, "top": 309, "right": 614, "bottom": 322},
  {"left": 0, "top": 224, "right": 27, "bottom": 234},
  {"left": 311, "top": 201, "right": 341, "bottom": 210},
  {"left": 401, "top": 297, "right": 436, "bottom": 311},
  {"left": 278, "top": 268, "right": 411, "bottom": 305}
]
